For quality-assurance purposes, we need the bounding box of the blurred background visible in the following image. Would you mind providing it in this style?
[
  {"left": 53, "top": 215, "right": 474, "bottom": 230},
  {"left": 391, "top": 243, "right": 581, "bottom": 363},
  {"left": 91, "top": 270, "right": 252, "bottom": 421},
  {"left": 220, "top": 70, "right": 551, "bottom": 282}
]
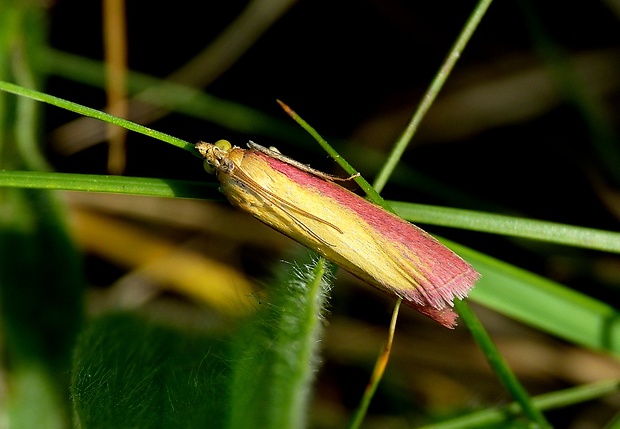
[{"left": 6, "top": 0, "right": 620, "bottom": 427}]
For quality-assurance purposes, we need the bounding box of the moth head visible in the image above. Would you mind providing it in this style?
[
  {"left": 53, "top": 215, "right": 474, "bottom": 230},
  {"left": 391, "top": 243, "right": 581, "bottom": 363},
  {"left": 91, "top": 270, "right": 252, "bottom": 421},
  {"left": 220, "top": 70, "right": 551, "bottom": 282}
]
[{"left": 196, "top": 140, "right": 234, "bottom": 175}]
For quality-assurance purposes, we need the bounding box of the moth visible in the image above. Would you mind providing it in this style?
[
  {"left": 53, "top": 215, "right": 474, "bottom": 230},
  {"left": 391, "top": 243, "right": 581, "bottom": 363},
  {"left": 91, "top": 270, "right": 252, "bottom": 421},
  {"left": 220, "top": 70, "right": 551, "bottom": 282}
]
[{"left": 195, "top": 140, "right": 480, "bottom": 328}]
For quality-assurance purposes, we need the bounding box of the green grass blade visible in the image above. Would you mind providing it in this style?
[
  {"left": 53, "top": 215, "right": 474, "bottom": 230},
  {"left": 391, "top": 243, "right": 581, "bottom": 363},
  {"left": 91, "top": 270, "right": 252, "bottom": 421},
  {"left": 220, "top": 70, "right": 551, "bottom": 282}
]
[
  {"left": 446, "top": 239, "right": 620, "bottom": 354},
  {"left": 391, "top": 201, "right": 620, "bottom": 253},
  {"left": 0, "top": 170, "right": 218, "bottom": 199},
  {"left": 275, "top": 100, "right": 389, "bottom": 210},
  {"left": 44, "top": 48, "right": 304, "bottom": 142},
  {"left": 456, "top": 301, "right": 551, "bottom": 427},
  {"left": 373, "top": 0, "right": 495, "bottom": 193},
  {"left": 422, "top": 379, "right": 620, "bottom": 429},
  {"left": 0, "top": 80, "right": 195, "bottom": 153}
]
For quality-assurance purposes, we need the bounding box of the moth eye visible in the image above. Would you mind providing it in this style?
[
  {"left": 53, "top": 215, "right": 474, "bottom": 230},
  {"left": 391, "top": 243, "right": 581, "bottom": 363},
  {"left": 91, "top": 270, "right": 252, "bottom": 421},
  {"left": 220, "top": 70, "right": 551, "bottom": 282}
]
[{"left": 214, "top": 139, "right": 232, "bottom": 151}]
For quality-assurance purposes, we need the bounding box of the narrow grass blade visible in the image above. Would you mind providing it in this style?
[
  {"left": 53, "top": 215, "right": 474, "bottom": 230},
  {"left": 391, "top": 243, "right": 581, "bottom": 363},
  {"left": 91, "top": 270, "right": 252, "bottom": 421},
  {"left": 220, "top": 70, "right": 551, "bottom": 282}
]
[
  {"left": 421, "top": 379, "right": 620, "bottom": 429},
  {"left": 391, "top": 201, "right": 620, "bottom": 254},
  {"left": 373, "top": 0, "right": 495, "bottom": 193},
  {"left": 456, "top": 301, "right": 551, "bottom": 427},
  {"left": 0, "top": 80, "right": 195, "bottom": 153},
  {"left": 276, "top": 100, "right": 387, "bottom": 209},
  {"left": 348, "top": 299, "right": 401, "bottom": 429},
  {"left": 0, "top": 170, "right": 218, "bottom": 199}
]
